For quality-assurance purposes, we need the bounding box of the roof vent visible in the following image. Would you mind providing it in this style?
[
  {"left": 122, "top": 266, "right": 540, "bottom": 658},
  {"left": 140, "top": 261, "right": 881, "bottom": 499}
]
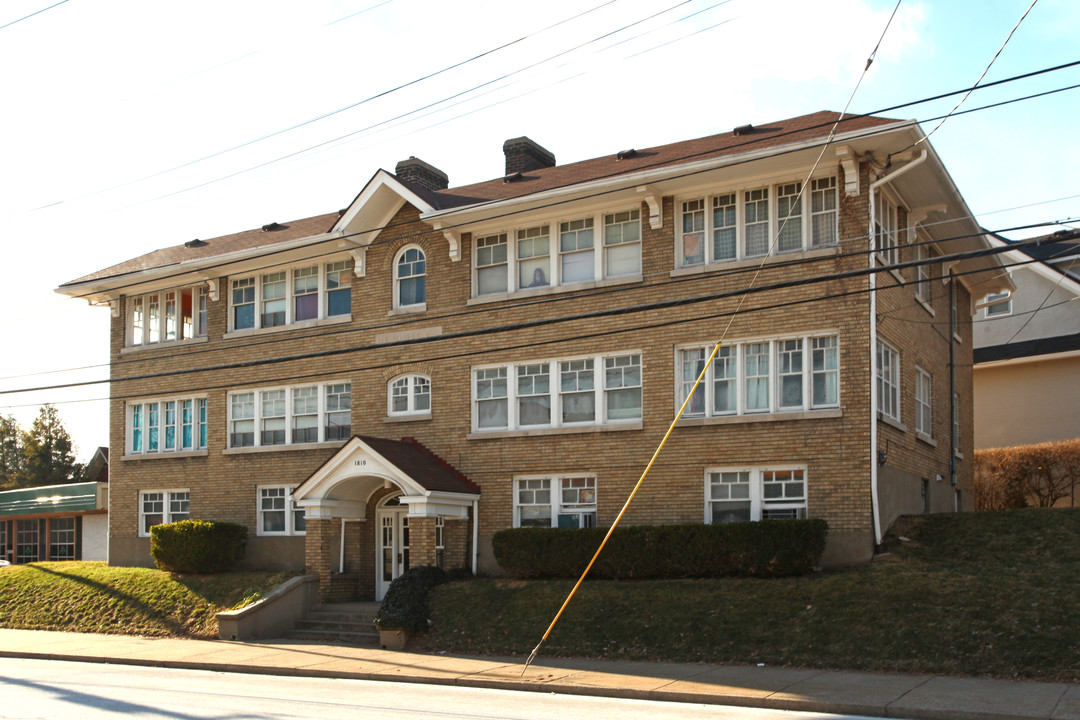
[
  {"left": 503, "top": 171, "right": 523, "bottom": 183},
  {"left": 262, "top": 222, "right": 286, "bottom": 232},
  {"left": 616, "top": 149, "right": 638, "bottom": 160},
  {"left": 184, "top": 238, "right": 207, "bottom": 248},
  {"left": 733, "top": 124, "right": 754, "bottom": 136}
]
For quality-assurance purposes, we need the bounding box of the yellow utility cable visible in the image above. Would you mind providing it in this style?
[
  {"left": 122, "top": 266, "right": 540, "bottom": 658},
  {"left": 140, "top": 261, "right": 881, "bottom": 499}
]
[{"left": 521, "top": 339, "right": 724, "bottom": 674}]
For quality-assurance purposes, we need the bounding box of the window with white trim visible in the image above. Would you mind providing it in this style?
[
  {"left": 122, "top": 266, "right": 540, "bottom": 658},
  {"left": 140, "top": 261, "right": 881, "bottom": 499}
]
[
  {"left": 473, "top": 353, "right": 641, "bottom": 432},
  {"left": 140, "top": 490, "right": 189, "bottom": 536},
  {"left": 127, "top": 286, "right": 208, "bottom": 347},
  {"left": 678, "top": 177, "right": 837, "bottom": 268},
  {"left": 915, "top": 242, "right": 933, "bottom": 303},
  {"left": 916, "top": 367, "right": 932, "bottom": 437},
  {"left": 472, "top": 208, "right": 641, "bottom": 296},
  {"left": 229, "top": 259, "right": 352, "bottom": 332},
  {"left": 127, "top": 397, "right": 207, "bottom": 455},
  {"left": 395, "top": 246, "right": 426, "bottom": 308},
  {"left": 434, "top": 516, "right": 445, "bottom": 568},
  {"left": 389, "top": 374, "right": 431, "bottom": 416},
  {"left": 953, "top": 393, "right": 961, "bottom": 454},
  {"left": 876, "top": 340, "right": 900, "bottom": 422},
  {"left": 707, "top": 467, "right": 807, "bottom": 523},
  {"left": 228, "top": 382, "right": 350, "bottom": 448},
  {"left": 983, "top": 291, "right": 1012, "bottom": 318},
  {"left": 514, "top": 475, "right": 597, "bottom": 529},
  {"left": 678, "top": 336, "right": 839, "bottom": 418},
  {"left": 257, "top": 486, "right": 305, "bottom": 536},
  {"left": 875, "top": 195, "right": 899, "bottom": 266}
]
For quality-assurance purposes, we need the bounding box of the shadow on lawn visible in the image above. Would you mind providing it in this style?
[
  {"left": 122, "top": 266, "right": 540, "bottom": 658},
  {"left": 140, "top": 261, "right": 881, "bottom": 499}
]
[{"left": 27, "top": 564, "right": 188, "bottom": 636}]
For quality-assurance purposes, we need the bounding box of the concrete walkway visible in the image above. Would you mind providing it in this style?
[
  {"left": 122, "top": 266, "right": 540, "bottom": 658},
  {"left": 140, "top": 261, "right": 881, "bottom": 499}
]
[{"left": 0, "top": 628, "right": 1076, "bottom": 720}]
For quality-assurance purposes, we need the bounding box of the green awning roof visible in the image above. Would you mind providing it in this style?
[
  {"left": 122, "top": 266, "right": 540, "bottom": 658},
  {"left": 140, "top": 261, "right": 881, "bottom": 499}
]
[{"left": 0, "top": 482, "right": 101, "bottom": 517}]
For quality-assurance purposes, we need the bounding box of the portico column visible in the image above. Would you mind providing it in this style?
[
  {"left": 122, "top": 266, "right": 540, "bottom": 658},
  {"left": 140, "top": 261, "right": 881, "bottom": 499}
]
[
  {"left": 305, "top": 518, "right": 334, "bottom": 602},
  {"left": 409, "top": 516, "right": 437, "bottom": 568}
]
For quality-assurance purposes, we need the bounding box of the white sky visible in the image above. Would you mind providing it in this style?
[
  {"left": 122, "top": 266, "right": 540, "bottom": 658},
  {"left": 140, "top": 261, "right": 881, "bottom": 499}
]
[{"left": 1, "top": 0, "right": 1077, "bottom": 463}]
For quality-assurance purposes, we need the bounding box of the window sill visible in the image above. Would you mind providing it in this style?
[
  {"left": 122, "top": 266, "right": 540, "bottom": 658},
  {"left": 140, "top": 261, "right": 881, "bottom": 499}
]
[
  {"left": 916, "top": 296, "right": 935, "bottom": 316},
  {"left": 468, "top": 421, "right": 642, "bottom": 440},
  {"left": 916, "top": 432, "right": 937, "bottom": 448},
  {"left": 467, "top": 274, "right": 641, "bottom": 306},
  {"left": 122, "top": 450, "right": 208, "bottom": 461},
  {"left": 954, "top": 450, "right": 964, "bottom": 461},
  {"left": 224, "top": 314, "right": 351, "bottom": 340},
  {"left": 889, "top": 268, "right": 905, "bottom": 284},
  {"left": 384, "top": 413, "right": 432, "bottom": 423},
  {"left": 388, "top": 303, "right": 427, "bottom": 317},
  {"left": 121, "top": 336, "right": 209, "bottom": 355},
  {"left": 670, "top": 245, "right": 838, "bottom": 278},
  {"left": 878, "top": 413, "right": 907, "bottom": 433},
  {"left": 255, "top": 533, "right": 307, "bottom": 538},
  {"left": 677, "top": 408, "right": 842, "bottom": 427},
  {"left": 223, "top": 441, "right": 347, "bottom": 455}
]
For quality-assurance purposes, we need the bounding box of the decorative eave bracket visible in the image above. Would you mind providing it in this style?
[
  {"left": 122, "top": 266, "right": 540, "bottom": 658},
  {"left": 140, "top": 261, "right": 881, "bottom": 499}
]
[
  {"left": 206, "top": 278, "right": 219, "bottom": 302},
  {"left": 109, "top": 300, "right": 120, "bottom": 318},
  {"left": 349, "top": 247, "right": 367, "bottom": 278},
  {"left": 433, "top": 224, "right": 462, "bottom": 262},
  {"left": 637, "top": 186, "right": 663, "bottom": 230},
  {"left": 909, "top": 204, "right": 947, "bottom": 228},
  {"left": 835, "top": 146, "right": 860, "bottom": 197}
]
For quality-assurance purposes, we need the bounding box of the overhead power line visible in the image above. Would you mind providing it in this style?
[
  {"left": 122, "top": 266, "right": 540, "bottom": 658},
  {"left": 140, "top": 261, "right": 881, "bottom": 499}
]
[{"left": 0, "top": 0, "right": 70, "bottom": 31}]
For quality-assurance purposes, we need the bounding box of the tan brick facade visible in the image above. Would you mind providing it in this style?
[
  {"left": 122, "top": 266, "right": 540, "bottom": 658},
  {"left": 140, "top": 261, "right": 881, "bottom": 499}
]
[{"left": 83, "top": 117, "right": 993, "bottom": 599}]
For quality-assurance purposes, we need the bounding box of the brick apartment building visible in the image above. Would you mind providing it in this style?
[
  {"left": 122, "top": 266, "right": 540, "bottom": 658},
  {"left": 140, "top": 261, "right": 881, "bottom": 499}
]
[{"left": 57, "top": 111, "right": 1011, "bottom": 601}]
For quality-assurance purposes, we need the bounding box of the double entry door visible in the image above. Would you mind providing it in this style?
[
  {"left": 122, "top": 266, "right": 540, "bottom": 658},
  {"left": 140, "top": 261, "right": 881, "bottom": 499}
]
[{"left": 376, "top": 506, "right": 409, "bottom": 601}]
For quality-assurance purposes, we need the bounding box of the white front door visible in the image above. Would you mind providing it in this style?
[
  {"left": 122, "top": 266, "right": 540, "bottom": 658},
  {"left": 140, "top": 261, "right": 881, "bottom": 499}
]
[{"left": 376, "top": 506, "right": 410, "bottom": 601}]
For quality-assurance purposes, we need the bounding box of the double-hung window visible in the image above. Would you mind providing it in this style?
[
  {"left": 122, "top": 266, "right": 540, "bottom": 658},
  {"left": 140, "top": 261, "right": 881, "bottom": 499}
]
[
  {"left": 257, "top": 486, "right": 305, "bottom": 536},
  {"left": 127, "top": 397, "right": 207, "bottom": 455},
  {"left": 678, "top": 335, "right": 839, "bottom": 418},
  {"left": 230, "top": 259, "right": 353, "bottom": 331},
  {"left": 395, "top": 246, "right": 427, "bottom": 308},
  {"left": 876, "top": 340, "right": 901, "bottom": 422},
  {"left": 473, "top": 208, "right": 641, "bottom": 296},
  {"left": 389, "top": 374, "right": 431, "bottom": 416},
  {"left": 473, "top": 353, "right": 641, "bottom": 432},
  {"left": 875, "top": 195, "right": 899, "bottom": 266},
  {"left": 515, "top": 475, "right": 597, "bottom": 529},
  {"left": 678, "top": 177, "right": 837, "bottom": 268},
  {"left": 915, "top": 242, "right": 933, "bottom": 303},
  {"left": 140, "top": 490, "right": 189, "bottom": 536},
  {"left": 916, "top": 367, "right": 932, "bottom": 437},
  {"left": 707, "top": 467, "right": 806, "bottom": 523},
  {"left": 228, "top": 382, "right": 350, "bottom": 448},
  {"left": 127, "top": 286, "right": 209, "bottom": 347}
]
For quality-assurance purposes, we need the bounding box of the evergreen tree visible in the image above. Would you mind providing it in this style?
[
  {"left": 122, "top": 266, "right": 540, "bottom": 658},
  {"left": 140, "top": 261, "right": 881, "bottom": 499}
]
[
  {"left": 20, "top": 405, "right": 82, "bottom": 488},
  {"left": 0, "top": 414, "right": 22, "bottom": 490}
]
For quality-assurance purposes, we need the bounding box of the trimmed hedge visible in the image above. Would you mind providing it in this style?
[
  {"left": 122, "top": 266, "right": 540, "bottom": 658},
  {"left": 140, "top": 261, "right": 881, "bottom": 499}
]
[
  {"left": 375, "top": 565, "right": 448, "bottom": 633},
  {"left": 492, "top": 520, "right": 828, "bottom": 579},
  {"left": 150, "top": 520, "right": 247, "bottom": 574}
]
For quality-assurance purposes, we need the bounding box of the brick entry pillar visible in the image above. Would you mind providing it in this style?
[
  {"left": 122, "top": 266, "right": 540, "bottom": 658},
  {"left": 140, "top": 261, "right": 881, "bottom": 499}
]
[
  {"left": 409, "top": 516, "right": 436, "bottom": 568},
  {"left": 305, "top": 518, "right": 335, "bottom": 602}
]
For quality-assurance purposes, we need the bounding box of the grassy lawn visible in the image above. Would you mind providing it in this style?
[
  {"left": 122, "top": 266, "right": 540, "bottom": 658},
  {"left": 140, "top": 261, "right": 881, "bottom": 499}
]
[
  {"left": 0, "top": 562, "right": 297, "bottom": 638},
  {"left": 424, "top": 508, "right": 1080, "bottom": 682}
]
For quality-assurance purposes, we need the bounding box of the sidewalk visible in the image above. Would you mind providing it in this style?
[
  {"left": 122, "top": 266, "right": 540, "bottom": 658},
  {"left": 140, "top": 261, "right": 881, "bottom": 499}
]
[{"left": 0, "top": 628, "right": 1076, "bottom": 720}]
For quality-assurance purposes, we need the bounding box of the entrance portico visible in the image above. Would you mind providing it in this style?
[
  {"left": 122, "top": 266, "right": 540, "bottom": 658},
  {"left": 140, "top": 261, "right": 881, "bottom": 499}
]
[{"left": 294, "top": 436, "right": 479, "bottom": 601}]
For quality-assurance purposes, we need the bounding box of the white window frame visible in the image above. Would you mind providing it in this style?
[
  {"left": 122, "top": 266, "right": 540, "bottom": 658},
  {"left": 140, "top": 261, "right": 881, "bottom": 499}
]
[
  {"left": 513, "top": 475, "right": 597, "bottom": 529},
  {"left": 876, "top": 340, "right": 901, "bottom": 422},
  {"left": 228, "top": 258, "right": 353, "bottom": 333},
  {"left": 139, "top": 489, "right": 190, "bottom": 537},
  {"left": 915, "top": 241, "right": 933, "bottom": 304},
  {"left": 257, "top": 485, "right": 306, "bottom": 536},
  {"left": 875, "top": 193, "right": 900, "bottom": 267},
  {"left": 472, "top": 352, "right": 641, "bottom": 432},
  {"left": 394, "top": 245, "right": 427, "bottom": 309},
  {"left": 227, "top": 381, "right": 351, "bottom": 449},
  {"left": 676, "top": 334, "right": 840, "bottom": 418},
  {"left": 916, "top": 367, "right": 932, "bottom": 438},
  {"left": 471, "top": 207, "right": 642, "bottom": 297},
  {"left": 983, "top": 291, "right": 1012, "bottom": 318},
  {"left": 127, "top": 285, "right": 208, "bottom": 347},
  {"left": 388, "top": 374, "right": 431, "bottom": 416},
  {"left": 126, "top": 397, "right": 208, "bottom": 456},
  {"left": 677, "top": 176, "right": 838, "bottom": 268},
  {"left": 705, "top": 466, "right": 807, "bottom": 523}
]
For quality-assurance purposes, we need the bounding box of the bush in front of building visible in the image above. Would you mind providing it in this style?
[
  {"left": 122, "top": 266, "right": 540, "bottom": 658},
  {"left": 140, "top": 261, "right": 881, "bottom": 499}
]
[
  {"left": 375, "top": 565, "right": 449, "bottom": 633},
  {"left": 975, "top": 439, "right": 1080, "bottom": 511},
  {"left": 150, "top": 520, "right": 248, "bottom": 574},
  {"left": 492, "top": 519, "right": 829, "bottom": 579}
]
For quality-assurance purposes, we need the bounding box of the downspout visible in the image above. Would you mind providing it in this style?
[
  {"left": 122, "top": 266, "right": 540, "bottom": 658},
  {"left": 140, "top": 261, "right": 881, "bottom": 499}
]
[
  {"left": 339, "top": 517, "right": 346, "bottom": 575},
  {"left": 868, "top": 149, "right": 927, "bottom": 548},
  {"left": 949, "top": 271, "right": 957, "bottom": 488},
  {"left": 471, "top": 498, "right": 479, "bottom": 575}
]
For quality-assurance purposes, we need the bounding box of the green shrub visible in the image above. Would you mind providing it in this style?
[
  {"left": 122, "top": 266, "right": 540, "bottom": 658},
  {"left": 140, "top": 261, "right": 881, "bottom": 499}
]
[
  {"left": 493, "top": 520, "right": 828, "bottom": 579},
  {"left": 375, "top": 565, "right": 448, "bottom": 633},
  {"left": 150, "top": 520, "right": 247, "bottom": 574}
]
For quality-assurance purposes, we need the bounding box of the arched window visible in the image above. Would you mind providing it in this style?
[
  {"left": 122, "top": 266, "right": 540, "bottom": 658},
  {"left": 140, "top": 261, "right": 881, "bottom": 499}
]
[
  {"left": 395, "top": 246, "right": 426, "bottom": 308},
  {"left": 388, "top": 374, "right": 431, "bottom": 416}
]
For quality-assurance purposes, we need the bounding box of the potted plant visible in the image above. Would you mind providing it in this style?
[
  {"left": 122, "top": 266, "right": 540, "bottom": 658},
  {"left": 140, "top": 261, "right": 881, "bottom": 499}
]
[{"left": 374, "top": 566, "right": 448, "bottom": 650}]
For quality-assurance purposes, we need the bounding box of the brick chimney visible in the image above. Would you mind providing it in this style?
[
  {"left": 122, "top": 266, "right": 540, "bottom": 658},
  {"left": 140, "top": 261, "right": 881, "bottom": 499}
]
[
  {"left": 503, "top": 137, "right": 556, "bottom": 175},
  {"left": 395, "top": 156, "right": 449, "bottom": 192}
]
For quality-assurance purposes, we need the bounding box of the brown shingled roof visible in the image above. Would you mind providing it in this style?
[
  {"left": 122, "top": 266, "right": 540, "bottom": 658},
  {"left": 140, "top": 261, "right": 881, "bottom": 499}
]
[
  {"left": 355, "top": 435, "right": 480, "bottom": 495},
  {"left": 60, "top": 211, "right": 341, "bottom": 287}
]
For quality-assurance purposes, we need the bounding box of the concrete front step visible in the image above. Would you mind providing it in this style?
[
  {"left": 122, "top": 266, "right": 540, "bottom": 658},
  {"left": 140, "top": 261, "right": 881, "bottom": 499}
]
[
  {"left": 286, "top": 628, "right": 379, "bottom": 645},
  {"left": 284, "top": 602, "right": 381, "bottom": 646}
]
